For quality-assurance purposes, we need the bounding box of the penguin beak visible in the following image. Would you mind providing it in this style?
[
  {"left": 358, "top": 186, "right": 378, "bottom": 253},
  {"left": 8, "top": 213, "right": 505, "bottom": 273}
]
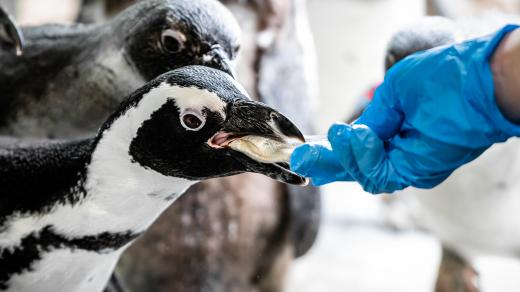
[
  {"left": 208, "top": 102, "right": 308, "bottom": 186},
  {"left": 201, "top": 45, "right": 236, "bottom": 78},
  {"left": 0, "top": 7, "right": 24, "bottom": 56}
]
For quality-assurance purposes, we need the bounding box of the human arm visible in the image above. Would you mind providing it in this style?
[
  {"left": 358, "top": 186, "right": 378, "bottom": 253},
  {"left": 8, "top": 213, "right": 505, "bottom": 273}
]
[
  {"left": 493, "top": 28, "right": 520, "bottom": 123},
  {"left": 291, "top": 25, "right": 520, "bottom": 193}
]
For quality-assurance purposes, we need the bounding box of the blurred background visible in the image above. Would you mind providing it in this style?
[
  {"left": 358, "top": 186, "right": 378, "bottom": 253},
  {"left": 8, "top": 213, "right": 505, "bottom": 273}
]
[{"left": 3, "top": 0, "right": 520, "bottom": 291}]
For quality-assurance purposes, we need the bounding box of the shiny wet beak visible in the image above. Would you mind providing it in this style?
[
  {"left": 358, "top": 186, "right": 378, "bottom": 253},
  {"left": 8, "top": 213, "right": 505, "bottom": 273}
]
[{"left": 208, "top": 102, "right": 309, "bottom": 186}]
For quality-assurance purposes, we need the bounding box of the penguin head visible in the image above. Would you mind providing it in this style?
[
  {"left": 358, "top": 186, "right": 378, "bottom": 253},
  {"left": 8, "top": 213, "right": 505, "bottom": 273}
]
[
  {"left": 116, "top": 0, "right": 240, "bottom": 80},
  {"left": 385, "top": 16, "right": 461, "bottom": 71},
  {"left": 95, "top": 66, "right": 307, "bottom": 185}
]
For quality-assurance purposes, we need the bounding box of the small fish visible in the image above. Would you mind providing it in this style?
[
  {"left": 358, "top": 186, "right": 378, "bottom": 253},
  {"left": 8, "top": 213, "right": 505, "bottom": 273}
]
[{"left": 228, "top": 134, "right": 326, "bottom": 164}]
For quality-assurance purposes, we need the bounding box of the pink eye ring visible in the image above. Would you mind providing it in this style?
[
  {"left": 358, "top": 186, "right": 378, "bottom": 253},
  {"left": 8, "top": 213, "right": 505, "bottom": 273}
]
[
  {"left": 161, "top": 29, "right": 186, "bottom": 53},
  {"left": 180, "top": 110, "right": 205, "bottom": 131}
]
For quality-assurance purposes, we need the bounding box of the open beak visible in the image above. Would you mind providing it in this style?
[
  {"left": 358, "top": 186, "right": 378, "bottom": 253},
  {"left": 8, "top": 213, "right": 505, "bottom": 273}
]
[
  {"left": 201, "top": 44, "right": 236, "bottom": 78},
  {"left": 0, "top": 7, "right": 24, "bottom": 56},
  {"left": 208, "top": 101, "right": 308, "bottom": 186}
]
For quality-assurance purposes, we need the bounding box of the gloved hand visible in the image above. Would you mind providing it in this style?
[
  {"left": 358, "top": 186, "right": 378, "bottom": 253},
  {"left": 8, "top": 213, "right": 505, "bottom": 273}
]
[{"left": 291, "top": 25, "right": 520, "bottom": 194}]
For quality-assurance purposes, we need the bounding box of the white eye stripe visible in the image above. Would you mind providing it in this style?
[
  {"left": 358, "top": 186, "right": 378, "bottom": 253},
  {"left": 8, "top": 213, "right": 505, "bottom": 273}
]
[{"left": 168, "top": 86, "right": 227, "bottom": 117}]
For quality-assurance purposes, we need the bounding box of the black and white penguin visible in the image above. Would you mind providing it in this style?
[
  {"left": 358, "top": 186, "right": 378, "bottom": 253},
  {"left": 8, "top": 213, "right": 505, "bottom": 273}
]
[
  {"left": 0, "top": 0, "right": 240, "bottom": 138},
  {"left": 0, "top": 6, "right": 23, "bottom": 55},
  {"left": 74, "top": 2, "right": 322, "bottom": 292},
  {"left": 0, "top": 66, "right": 306, "bottom": 292},
  {"left": 347, "top": 16, "right": 460, "bottom": 122},
  {"left": 384, "top": 16, "right": 460, "bottom": 70}
]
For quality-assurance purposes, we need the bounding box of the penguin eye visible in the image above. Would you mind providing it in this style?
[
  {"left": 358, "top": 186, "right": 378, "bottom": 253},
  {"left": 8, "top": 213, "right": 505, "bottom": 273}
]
[
  {"left": 232, "top": 45, "right": 240, "bottom": 58},
  {"left": 180, "top": 110, "right": 205, "bottom": 131},
  {"left": 161, "top": 29, "right": 186, "bottom": 53}
]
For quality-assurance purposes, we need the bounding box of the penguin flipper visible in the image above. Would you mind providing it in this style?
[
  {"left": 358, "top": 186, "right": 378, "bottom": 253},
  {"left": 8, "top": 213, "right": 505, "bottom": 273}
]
[{"left": 0, "top": 6, "right": 24, "bottom": 56}]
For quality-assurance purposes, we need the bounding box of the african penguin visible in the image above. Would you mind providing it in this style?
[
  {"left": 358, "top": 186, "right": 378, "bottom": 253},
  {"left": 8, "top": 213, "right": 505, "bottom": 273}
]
[
  {"left": 0, "top": 5, "right": 23, "bottom": 56},
  {"left": 0, "top": 66, "right": 306, "bottom": 292},
  {"left": 384, "top": 16, "right": 461, "bottom": 70},
  {"left": 0, "top": 0, "right": 241, "bottom": 138},
  {"left": 347, "top": 16, "right": 460, "bottom": 123},
  {"left": 87, "top": 2, "right": 322, "bottom": 292}
]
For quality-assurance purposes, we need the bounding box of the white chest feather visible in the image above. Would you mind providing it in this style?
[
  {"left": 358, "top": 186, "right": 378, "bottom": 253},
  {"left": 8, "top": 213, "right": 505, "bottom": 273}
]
[
  {"left": 0, "top": 155, "right": 193, "bottom": 250},
  {"left": 0, "top": 163, "right": 194, "bottom": 291},
  {"left": 0, "top": 158, "right": 194, "bottom": 292},
  {"left": 6, "top": 249, "right": 123, "bottom": 292},
  {"left": 393, "top": 139, "right": 520, "bottom": 258}
]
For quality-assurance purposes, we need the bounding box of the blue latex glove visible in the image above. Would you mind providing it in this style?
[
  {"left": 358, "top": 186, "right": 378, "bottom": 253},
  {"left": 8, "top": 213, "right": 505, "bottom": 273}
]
[{"left": 291, "top": 25, "right": 520, "bottom": 194}]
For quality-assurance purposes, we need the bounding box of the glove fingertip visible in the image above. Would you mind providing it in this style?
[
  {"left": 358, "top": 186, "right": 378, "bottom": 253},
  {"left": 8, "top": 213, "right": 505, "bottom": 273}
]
[
  {"left": 290, "top": 143, "right": 318, "bottom": 176},
  {"left": 351, "top": 124, "right": 381, "bottom": 148},
  {"left": 327, "top": 123, "right": 352, "bottom": 149}
]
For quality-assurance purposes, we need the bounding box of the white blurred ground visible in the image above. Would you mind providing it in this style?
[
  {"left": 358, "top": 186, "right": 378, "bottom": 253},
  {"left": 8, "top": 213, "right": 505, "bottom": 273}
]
[
  {"left": 287, "top": 183, "right": 520, "bottom": 292},
  {"left": 286, "top": 0, "right": 520, "bottom": 291},
  {"left": 287, "top": 183, "right": 440, "bottom": 292}
]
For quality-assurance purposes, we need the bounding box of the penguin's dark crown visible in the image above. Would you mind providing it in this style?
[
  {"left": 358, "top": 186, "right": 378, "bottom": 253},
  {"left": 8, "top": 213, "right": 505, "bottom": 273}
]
[{"left": 385, "top": 16, "right": 460, "bottom": 71}]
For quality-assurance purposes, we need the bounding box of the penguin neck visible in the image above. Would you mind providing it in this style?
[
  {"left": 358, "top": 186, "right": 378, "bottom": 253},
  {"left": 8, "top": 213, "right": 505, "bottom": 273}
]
[
  {"left": 82, "top": 95, "right": 196, "bottom": 233},
  {"left": 84, "top": 136, "right": 195, "bottom": 233}
]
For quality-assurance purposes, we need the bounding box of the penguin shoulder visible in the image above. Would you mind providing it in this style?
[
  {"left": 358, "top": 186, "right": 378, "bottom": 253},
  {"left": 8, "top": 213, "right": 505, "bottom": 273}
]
[{"left": 0, "top": 138, "right": 94, "bottom": 225}]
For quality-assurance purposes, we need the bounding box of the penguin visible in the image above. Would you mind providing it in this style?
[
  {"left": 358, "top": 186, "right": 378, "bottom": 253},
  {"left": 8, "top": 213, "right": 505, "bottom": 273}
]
[
  {"left": 85, "top": 2, "right": 322, "bottom": 291},
  {"left": 0, "top": 0, "right": 241, "bottom": 138},
  {"left": 0, "top": 65, "right": 307, "bottom": 292},
  {"left": 347, "top": 16, "right": 460, "bottom": 122},
  {"left": 1, "top": 2, "right": 321, "bottom": 291},
  {"left": 383, "top": 16, "right": 461, "bottom": 70},
  {"left": 0, "top": 6, "right": 23, "bottom": 56}
]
